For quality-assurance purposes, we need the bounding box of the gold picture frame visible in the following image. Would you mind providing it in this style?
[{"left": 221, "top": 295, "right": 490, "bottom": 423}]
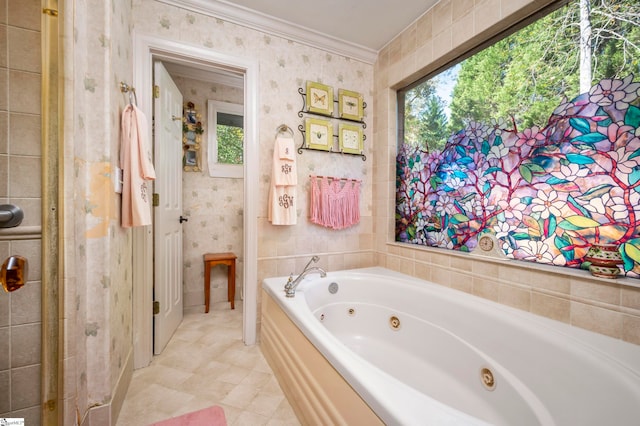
[
  {"left": 338, "top": 123, "right": 363, "bottom": 154},
  {"left": 306, "top": 81, "right": 334, "bottom": 116},
  {"left": 305, "top": 118, "right": 333, "bottom": 151},
  {"left": 338, "top": 89, "right": 364, "bottom": 121}
]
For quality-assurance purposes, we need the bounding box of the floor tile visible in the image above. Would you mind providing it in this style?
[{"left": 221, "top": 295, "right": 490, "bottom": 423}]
[{"left": 116, "top": 302, "right": 300, "bottom": 426}]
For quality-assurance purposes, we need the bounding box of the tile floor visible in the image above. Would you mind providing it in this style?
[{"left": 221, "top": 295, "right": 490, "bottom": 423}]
[{"left": 116, "top": 302, "right": 300, "bottom": 425}]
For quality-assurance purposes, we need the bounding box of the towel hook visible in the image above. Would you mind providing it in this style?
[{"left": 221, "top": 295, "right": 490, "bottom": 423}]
[{"left": 119, "top": 81, "right": 138, "bottom": 106}]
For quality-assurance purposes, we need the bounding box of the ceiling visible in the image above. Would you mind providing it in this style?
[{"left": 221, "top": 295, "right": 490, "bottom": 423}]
[
  {"left": 217, "top": 0, "right": 438, "bottom": 51},
  {"left": 160, "top": 0, "right": 440, "bottom": 63}
]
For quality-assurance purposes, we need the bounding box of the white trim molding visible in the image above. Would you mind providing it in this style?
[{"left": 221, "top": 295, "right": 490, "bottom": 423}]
[
  {"left": 156, "top": 0, "right": 378, "bottom": 64},
  {"left": 132, "top": 33, "right": 260, "bottom": 368}
]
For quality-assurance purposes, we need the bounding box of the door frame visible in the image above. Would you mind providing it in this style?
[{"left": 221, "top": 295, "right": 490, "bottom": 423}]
[{"left": 132, "top": 33, "right": 259, "bottom": 368}]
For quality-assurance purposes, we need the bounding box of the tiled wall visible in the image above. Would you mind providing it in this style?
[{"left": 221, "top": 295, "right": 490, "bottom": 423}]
[
  {"left": 0, "top": 0, "right": 43, "bottom": 423},
  {"left": 373, "top": 0, "right": 640, "bottom": 345},
  {"left": 171, "top": 74, "right": 246, "bottom": 311}
]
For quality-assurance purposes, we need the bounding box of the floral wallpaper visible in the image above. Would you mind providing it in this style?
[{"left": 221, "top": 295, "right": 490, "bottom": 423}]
[
  {"left": 396, "top": 75, "right": 640, "bottom": 277},
  {"left": 132, "top": 0, "right": 374, "bottom": 280}
]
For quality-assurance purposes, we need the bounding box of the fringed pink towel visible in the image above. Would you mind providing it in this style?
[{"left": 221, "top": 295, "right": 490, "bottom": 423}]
[
  {"left": 120, "top": 104, "right": 156, "bottom": 228},
  {"left": 310, "top": 175, "right": 360, "bottom": 229}
]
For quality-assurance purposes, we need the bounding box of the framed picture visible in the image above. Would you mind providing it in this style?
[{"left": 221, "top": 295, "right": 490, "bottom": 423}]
[
  {"left": 305, "top": 118, "right": 333, "bottom": 151},
  {"left": 306, "top": 81, "right": 333, "bottom": 116},
  {"left": 338, "top": 123, "right": 363, "bottom": 154},
  {"left": 338, "top": 89, "right": 364, "bottom": 121}
]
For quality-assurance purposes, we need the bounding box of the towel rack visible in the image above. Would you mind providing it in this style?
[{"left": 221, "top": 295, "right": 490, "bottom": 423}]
[
  {"left": 119, "top": 81, "right": 138, "bottom": 106},
  {"left": 276, "top": 124, "right": 294, "bottom": 137},
  {"left": 309, "top": 175, "right": 362, "bottom": 183}
]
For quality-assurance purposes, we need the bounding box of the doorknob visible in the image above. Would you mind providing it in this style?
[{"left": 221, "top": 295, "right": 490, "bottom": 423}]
[{"left": 179, "top": 216, "right": 188, "bottom": 223}]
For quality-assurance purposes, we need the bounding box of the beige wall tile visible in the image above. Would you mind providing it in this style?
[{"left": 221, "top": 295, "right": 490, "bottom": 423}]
[
  {"left": 9, "top": 278, "right": 40, "bottom": 325},
  {"left": 0, "top": 67, "right": 7, "bottom": 111},
  {"left": 452, "top": 9, "right": 475, "bottom": 50},
  {"left": 475, "top": 0, "right": 503, "bottom": 34},
  {"left": 571, "top": 301, "right": 623, "bottom": 340},
  {"left": 415, "top": 262, "right": 432, "bottom": 282},
  {"left": 0, "top": 370, "right": 9, "bottom": 412},
  {"left": 499, "top": 284, "right": 531, "bottom": 311},
  {"left": 9, "top": 112, "right": 39, "bottom": 156},
  {"left": 432, "top": 0, "right": 452, "bottom": 36},
  {"left": 498, "top": 264, "right": 530, "bottom": 286},
  {"left": 451, "top": 255, "right": 472, "bottom": 272},
  {"left": 401, "top": 23, "right": 417, "bottom": 57},
  {"left": 528, "top": 269, "right": 569, "bottom": 294},
  {"left": 430, "top": 251, "right": 451, "bottom": 267},
  {"left": 0, "top": 0, "right": 6, "bottom": 24},
  {"left": 431, "top": 265, "right": 452, "bottom": 287},
  {"left": 471, "top": 259, "right": 499, "bottom": 279},
  {"left": 571, "top": 279, "right": 620, "bottom": 306},
  {"left": 10, "top": 364, "right": 40, "bottom": 410},
  {"left": 0, "top": 327, "right": 8, "bottom": 369},
  {"left": 473, "top": 277, "right": 499, "bottom": 302},
  {"left": 416, "top": 11, "right": 433, "bottom": 46},
  {"left": 8, "top": 155, "right": 40, "bottom": 198},
  {"left": 0, "top": 111, "right": 6, "bottom": 153},
  {"left": 8, "top": 70, "right": 39, "bottom": 114},
  {"left": 0, "top": 24, "right": 6, "bottom": 68},
  {"left": 432, "top": 29, "right": 453, "bottom": 62},
  {"left": 622, "top": 314, "right": 640, "bottom": 345},
  {"left": 621, "top": 287, "right": 640, "bottom": 310},
  {"left": 7, "top": 1, "right": 39, "bottom": 31},
  {"left": 10, "top": 323, "right": 40, "bottom": 367},
  {"left": 453, "top": 0, "right": 476, "bottom": 18},
  {"left": 8, "top": 27, "right": 39, "bottom": 72},
  {"left": 0, "top": 154, "right": 8, "bottom": 197},
  {"left": 531, "top": 292, "right": 570, "bottom": 323},
  {"left": 450, "top": 271, "right": 473, "bottom": 293}
]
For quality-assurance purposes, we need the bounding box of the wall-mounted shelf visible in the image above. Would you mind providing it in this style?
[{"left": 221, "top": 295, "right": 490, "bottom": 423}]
[
  {"left": 297, "top": 87, "right": 367, "bottom": 161},
  {"left": 297, "top": 124, "right": 367, "bottom": 161}
]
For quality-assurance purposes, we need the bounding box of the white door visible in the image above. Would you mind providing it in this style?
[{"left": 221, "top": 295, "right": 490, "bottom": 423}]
[{"left": 153, "top": 61, "right": 184, "bottom": 354}]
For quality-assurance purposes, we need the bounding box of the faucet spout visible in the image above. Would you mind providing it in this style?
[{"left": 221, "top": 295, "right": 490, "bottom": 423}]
[{"left": 285, "top": 265, "right": 326, "bottom": 297}]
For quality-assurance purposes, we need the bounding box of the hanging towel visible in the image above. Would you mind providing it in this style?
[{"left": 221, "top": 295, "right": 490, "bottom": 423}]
[
  {"left": 310, "top": 176, "right": 360, "bottom": 230},
  {"left": 120, "top": 104, "right": 156, "bottom": 228},
  {"left": 268, "top": 134, "right": 297, "bottom": 225}
]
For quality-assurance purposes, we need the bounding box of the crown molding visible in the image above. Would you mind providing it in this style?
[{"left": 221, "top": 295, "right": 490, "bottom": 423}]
[{"left": 155, "top": 0, "right": 378, "bottom": 64}]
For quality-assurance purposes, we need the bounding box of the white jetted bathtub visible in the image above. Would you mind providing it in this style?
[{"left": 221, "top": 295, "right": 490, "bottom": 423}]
[{"left": 261, "top": 267, "right": 640, "bottom": 426}]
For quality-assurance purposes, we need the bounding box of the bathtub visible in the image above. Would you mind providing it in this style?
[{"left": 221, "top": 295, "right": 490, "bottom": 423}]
[{"left": 261, "top": 267, "right": 640, "bottom": 426}]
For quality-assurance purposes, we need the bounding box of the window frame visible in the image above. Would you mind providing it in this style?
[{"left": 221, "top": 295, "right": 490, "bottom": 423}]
[{"left": 207, "top": 99, "right": 244, "bottom": 178}]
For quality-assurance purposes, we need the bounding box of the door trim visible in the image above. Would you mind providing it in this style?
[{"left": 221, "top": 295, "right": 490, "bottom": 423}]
[{"left": 132, "top": 33, "right": 259, "bottom": 368}]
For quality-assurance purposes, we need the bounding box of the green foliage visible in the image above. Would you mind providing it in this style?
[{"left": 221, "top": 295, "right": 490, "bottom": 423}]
[
  {"left": 403, "top": 81, "right": 449, "bottom": 151},
  {"left": 217, "top": 125, "right": 244, "bottom": 164},
  {"left": 406, "top": 0, "right": 640, "bottom": 142}
]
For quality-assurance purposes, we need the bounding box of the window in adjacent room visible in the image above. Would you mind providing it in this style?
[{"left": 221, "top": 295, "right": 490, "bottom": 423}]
[{"left": 208, "top": 100, "right": 244, "bottom": 178}]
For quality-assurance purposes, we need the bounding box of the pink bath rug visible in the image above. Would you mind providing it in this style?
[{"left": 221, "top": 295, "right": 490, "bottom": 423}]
[{"left": 148, "top": 405, "right": 227, "bottom": 426}]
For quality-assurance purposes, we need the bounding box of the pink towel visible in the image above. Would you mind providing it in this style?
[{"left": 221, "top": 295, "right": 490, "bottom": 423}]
[
  {"left": 268, "top": 134, "right": 297, "bottom": 225},
  {"left": 120, "top": 104, "right": 156, "bottom": 228}
]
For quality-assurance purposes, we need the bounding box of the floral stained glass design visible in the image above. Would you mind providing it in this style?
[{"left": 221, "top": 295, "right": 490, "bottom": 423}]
[{"left": 396, "top": 76, "right": 640, "bottom": 278}]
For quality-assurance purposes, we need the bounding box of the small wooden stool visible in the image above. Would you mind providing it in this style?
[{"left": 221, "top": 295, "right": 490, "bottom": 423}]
[{"left": 203, "top": 252, "right": 237, "bottom": 312}]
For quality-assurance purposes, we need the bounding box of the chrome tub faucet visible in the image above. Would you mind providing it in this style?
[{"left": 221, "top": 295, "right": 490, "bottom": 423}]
[{"left": 285, "top": 256, "right": 326, "bottom": 297}]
